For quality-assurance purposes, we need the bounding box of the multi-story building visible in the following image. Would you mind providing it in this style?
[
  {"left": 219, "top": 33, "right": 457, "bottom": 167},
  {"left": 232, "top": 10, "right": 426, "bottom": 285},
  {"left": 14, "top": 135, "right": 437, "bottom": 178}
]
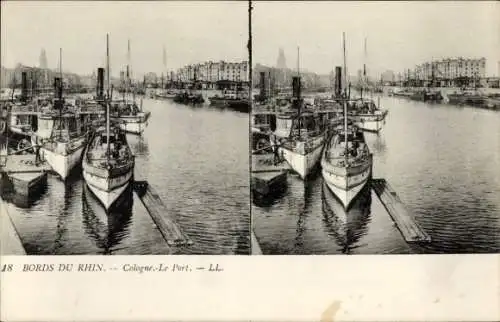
[
  {"left": 415, "top": 57, "right": 486, "bottom": 84},
  {"left": 174, "top": 60, "right": 248, "bottom": 87}
]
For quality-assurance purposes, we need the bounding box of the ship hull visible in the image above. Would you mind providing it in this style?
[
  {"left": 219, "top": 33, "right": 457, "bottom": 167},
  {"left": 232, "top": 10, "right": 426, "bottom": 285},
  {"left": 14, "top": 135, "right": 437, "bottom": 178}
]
[
  {"left": 83, "top": 168, "right": 133, "bottom": 211},
  {"left": 112, "top": 112, "right": 150, "bottom": 135},
  {"left": 42, "top": 140, "right": 86, "bottom": 180},
  {"left": 281, "top": 136, "right": 325, "bottom": 180},
  {"left": 322, "top": 164, "right": 371, "bottom": 210},
  {"left": 350, "top": 113, "right": 387, "bottom": 133},
  {"left": 118, "top": 121, "right": 147, "bottom": 135}
]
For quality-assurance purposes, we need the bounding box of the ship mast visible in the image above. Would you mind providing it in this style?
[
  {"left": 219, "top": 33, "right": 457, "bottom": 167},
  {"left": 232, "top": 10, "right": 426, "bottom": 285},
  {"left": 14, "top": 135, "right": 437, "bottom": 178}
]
[
  {"left": 343, "top": 32, "right": 348, "bottom": 167},
  {"left": 59, "top": 48, "right": 63, "bottom": 140},
  {"left": 162, "top": 45, "right": 166, "bottom": 89},
  {"left": 106, "top": 34, "right": 110, "bottom": 164},
  {"left": 297, "top": 46, "right": 301, "bottom": 138},
  {"left": 362, "top": 37, "right": 367, "bottom": 99},
  {"left": 126, "top": 39, "right": 131, "bottom": 100},
  {"left": 248, "top": 0, "right": 253, "bottom": 116}
]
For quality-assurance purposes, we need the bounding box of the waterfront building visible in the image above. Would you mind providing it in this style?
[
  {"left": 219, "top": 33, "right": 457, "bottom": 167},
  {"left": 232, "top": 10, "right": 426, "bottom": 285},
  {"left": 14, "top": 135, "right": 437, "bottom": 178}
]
[
  {"left": 174, "top": 60, "right": 248, "bottom": 88},
  {"left": 414, "top": 57, "right": 486, "bottom": 86}
]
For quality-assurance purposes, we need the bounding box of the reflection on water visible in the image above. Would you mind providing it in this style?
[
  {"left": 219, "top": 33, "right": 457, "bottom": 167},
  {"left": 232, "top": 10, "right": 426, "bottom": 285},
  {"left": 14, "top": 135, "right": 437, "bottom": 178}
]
[
  {"left": 253, "top": 94, "right": 500, "bottom": 254},
  {"left": 81, "top": 184, "right": 133, "bottom": 255},
  {"left": 3, "top": 97, "right": 249, "bottom": 255},
  {"left": 321, "top": 182, "right": 372, "bottom": 254}
]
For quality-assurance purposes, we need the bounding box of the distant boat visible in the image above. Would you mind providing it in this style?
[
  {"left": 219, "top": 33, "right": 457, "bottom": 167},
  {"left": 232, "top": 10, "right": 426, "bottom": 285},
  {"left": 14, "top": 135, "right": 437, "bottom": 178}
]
[
  {"left": 447, "top": 89, "right": 486, "bottom": 106},
  {"left": 110, "top": 99, "right": 150, "bottom": 135},
  {"left": 173, "top": 91, "right": 204, "bottom": 105},
  {"left": 409, "top": 89, "right": 443, "bottom": 102},
  {"left": 209, "top": 88, "right": 249, "bottom": 112},
  {"left": 348, "top": 98, "right": 388, "bottom": 133},
  {"left": 41, "top": 111, "right": 88, "bottom": 179}
]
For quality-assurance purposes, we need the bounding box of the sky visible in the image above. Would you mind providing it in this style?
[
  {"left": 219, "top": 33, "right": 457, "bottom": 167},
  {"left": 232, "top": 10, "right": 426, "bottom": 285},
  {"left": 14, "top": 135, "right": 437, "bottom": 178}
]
[
  {"left": 2, "top": 1, "right": 499, "bottom": 78},
  {"left": 253, "top": 1, "right": 500, "bottom": 76},
  {"left": 1, "top": 1, "right": 248, "bottom": 78}
]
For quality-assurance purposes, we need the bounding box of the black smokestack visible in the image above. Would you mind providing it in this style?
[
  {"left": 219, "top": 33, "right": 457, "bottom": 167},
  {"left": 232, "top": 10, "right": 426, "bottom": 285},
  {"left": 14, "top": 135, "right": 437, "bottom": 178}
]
[
  {"left": 259, "top": 72, "right": 267, "bottom": 99},
  {"left": 21, "top": 72, "right": 28, "bottom": 101},
  {"left": 97, "top": 68, "right": 104, "bottom": 99},
  {"left": 292, "top": 76, "right": 301, "bottom": 99},
  {"left": 335, "top": 66, "right": 342, "bottom": 97},
  {"left": 53, "top": 77, "right": 63, "bottom": 109}
]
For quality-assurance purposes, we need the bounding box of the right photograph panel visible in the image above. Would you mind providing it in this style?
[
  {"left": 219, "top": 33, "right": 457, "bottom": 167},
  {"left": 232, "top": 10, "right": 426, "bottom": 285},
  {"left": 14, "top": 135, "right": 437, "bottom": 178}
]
[{"left": 250, "top": 1, "right": 500, "bottom": 255}]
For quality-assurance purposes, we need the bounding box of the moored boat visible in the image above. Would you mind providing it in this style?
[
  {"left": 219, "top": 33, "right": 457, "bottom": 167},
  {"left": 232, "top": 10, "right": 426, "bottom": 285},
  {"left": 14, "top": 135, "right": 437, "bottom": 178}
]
[
  {"left": 173, "top": 91, "right": 204, "bottom": 104},
  {"left": 278, "top": 110, "right": 326, "bottom": 180},
  {"left": 41, "top": 111, "right": 87, "bottom": 179},
  {"left": 110, "top": 99, "right": 150, "bottom": 135},
  {"left": 321, "top": 32, "right": 373, "bottom": 209},
  {"left": 321, "top": 119, "right": 372, "bottom": 209},
  {"left": 82, "top": 34, "right": 135, "bottom": 211},
  {"left": 82, "top": 125, "right": 134, "bottom": 210},
  {"left": 348, "top": 98, "right": 388, "bottom": 133}
]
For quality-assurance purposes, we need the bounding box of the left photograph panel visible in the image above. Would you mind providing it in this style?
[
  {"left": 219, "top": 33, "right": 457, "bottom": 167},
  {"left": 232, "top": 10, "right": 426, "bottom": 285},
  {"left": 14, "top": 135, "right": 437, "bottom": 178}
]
[{"left": 0, "top": 1, "right": 250, "bottom": 255}]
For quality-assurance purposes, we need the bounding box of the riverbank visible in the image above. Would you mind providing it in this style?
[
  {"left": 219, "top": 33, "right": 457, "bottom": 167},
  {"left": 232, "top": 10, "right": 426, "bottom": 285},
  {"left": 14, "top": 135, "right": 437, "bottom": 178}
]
[{"left": 0, "top": 196, "right": 26, "bottom": 255}]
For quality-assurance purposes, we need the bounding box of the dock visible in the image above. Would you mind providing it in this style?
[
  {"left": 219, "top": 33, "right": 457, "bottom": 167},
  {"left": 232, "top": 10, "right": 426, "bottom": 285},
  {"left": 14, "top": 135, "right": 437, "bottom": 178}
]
[
  {"left": 133, "top": 180, "right": 192, "bottom": 247},
  {"left": 0, "top": 198, "right": 26, "bottom": 255},
  {"left": 0, "top": 155, "right": 51, "bottom": 196},
  {"left": 251, "top": 153, "right": 289, "bottom": 196},
  {"left": 372, "top": 178, "right": 431, "bottom": 243}
]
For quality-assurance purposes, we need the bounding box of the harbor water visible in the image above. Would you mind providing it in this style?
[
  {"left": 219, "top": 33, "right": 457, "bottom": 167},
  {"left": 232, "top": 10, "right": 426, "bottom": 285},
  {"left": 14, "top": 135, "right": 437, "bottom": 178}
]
[
  {"left": 253, "top": 94, "right": 500, "bottom": 254},
  {"left": 2, "top": 94, "right": 250, "bottom": 255}
]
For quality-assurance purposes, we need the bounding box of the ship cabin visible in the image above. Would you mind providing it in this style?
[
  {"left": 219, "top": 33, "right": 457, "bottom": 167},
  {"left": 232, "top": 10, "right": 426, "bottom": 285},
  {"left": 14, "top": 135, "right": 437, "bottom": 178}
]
[
  {"left": 87, "top": 126, "right": 132, "bottom": 166},
  {"left": 50, "top": 112, "right": 84, "bottom": 143},
  {"left": 252, "top": 111, "right": 276, "bottom": 133},
  {"left": 290, "top": 111, "right": 323, "bottom": 139}
]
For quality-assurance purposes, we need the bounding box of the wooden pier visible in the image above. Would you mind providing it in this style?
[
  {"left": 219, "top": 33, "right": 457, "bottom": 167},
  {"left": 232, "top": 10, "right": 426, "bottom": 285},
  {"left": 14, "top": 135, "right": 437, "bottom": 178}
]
[
  {"left": 0, "top": 155, "right": 51, "bottom": 196},
  {"left": 372, "top": 178, "right": 431, "bottom": 243},
  {"left": 251, "top": 153, "right": 289, "bottom": 196},
  {"left": 133, "top": 181, "right": 192, "bottom": 247}
]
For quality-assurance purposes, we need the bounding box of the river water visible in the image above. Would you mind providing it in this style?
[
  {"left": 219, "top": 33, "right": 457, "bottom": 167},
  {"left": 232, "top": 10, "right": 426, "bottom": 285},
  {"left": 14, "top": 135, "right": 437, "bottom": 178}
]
[
  {"left": 2, "top": 94, "right": 250, "bottom": 255},
  {"left": 253, "top": 94, "right": 500, "bottom": 254}
]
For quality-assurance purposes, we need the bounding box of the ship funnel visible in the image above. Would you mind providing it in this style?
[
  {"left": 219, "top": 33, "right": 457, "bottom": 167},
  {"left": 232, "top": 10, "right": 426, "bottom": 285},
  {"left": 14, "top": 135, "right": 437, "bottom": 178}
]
[
  {"left": 335, "top": 66, "right": 342, "bottom": 97},
  {"left": 53, "top": 77, "right": 63, "bottom": 108},
  {"left": 292, "top": 76, "right": 301, "bottom": 99},
  {"left": 21, "top": 72, "right": 28, "bottom": 101},
  {"left": 97, "top": 68, "right": 104, "bottom": 99},
  {"left": 259, "top": 72, "right": 267, "bottom": 100}
]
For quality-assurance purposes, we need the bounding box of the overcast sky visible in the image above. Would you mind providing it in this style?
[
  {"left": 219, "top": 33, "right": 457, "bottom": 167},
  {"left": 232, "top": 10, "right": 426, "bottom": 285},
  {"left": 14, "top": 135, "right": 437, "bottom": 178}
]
[
  {"left": 2, "top": 1, "right": 499, "bottom": 78},
  {"left": 253, "top": 1, "right": 500, "bottom": 76},
  {"left": 1, "top": 1, "right": 248, "bottom": 77}
]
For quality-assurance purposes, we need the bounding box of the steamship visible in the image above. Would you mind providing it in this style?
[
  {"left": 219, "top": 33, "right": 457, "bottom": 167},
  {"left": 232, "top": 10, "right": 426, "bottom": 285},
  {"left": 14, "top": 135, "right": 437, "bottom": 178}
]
[
  {"left": 321, "top": 33, "right": 373, "bottom": 209},
  {"left": 82, "top": 34, "right": 135, "bottom": 210},
  {"left": 276, "top": 77, "right": 326, "bottom": 180},
  {"left": 42, "top": 76, "right": 88, "bottom": 180},
  {"left": 110, "top": 41, "right": 151, "bottom": 135},
  {"left": 348, "top": 98, "right": 388, "bottom": 133}
]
